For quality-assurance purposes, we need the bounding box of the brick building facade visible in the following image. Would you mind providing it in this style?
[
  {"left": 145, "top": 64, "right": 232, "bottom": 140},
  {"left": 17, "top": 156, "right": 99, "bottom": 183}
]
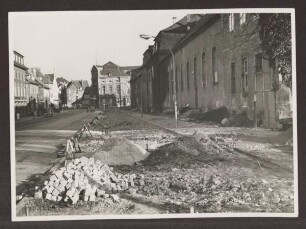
[{"left": 137, "top": 13, "right": 292, "bottom": 128}]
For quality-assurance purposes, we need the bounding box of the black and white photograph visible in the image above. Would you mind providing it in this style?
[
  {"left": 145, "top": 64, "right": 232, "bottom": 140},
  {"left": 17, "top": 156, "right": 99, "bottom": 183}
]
[{"left": 9, "top": 9, "right": 297, "bottom": 221}]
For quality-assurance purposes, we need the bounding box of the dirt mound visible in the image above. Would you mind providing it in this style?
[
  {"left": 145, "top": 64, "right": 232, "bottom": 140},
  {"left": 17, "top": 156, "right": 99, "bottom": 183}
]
[
  {"left": 189, "top": 107, "right": 229, "bottom": 123},
  {"left": 138, "top": 136, "right": 224, "bottom": 170},
  {"left": 268, "top": 126, "right": 293, "bottom": 146},
  {"left": 228, "top": 112, "right": 253, "bottom": 127},
  {"left": 93, "top": 138, "right": 148, "bottom": 165}
]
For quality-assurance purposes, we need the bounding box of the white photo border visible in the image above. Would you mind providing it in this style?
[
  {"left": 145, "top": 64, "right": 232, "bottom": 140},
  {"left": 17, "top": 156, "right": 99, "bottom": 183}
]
[{"left": 9, "top": 8, "right": 298, "bottom": 221}]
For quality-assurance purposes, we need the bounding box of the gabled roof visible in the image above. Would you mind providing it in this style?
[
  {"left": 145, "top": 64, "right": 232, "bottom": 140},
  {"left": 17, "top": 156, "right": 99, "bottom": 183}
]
[
  {"left": 67, "top": 80, "right": 88, "bottom": 90},
  {"left": 26, "top": 78, "right": 39, "bottom": 86},
  {"left": 56, "top": 77, "right": 69, "bottom": 87},
  {"left": 172, "top": 14, "right": 219, "bottom": 52},
  {"left": 100, "top": 61, "right": 129, "bottom": 77},
  {"left": 44, "top": 74, "right": 55, "bottom": 84},
  {"left": 80, "top": 80, "right": 89, "bottom": 90},
  {"left": 160, "top": 14, "right": 203, "bottom": 34},
  {"left": 72, "top": 80, "right": 82, "bottom": 88},
  {"left": 35, "top": 78, "right": 50, "bottom": 89},
  {"left": 120, "top": 66, "right": 140, "bottom": 74},
  {"left": 161, "top": 14, "right": 219, "bottom": 62}
]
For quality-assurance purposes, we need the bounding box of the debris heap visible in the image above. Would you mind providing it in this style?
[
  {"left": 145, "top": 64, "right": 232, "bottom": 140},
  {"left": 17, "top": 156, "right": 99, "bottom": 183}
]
[{"left": 36, "top": 157, "right": 145, "bottom": 204}]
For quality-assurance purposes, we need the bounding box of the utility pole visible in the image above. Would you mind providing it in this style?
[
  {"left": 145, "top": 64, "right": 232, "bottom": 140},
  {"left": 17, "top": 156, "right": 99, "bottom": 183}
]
[
  {"left": 140, "top": 74, "right": 143, "bottom": 117},
  {"left": 139, "top": 33, "right": 178, "bottom": 127}
]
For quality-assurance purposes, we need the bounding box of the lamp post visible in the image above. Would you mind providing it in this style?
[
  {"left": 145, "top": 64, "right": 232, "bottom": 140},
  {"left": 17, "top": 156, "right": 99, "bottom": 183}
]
[{"left": 139, "top": 34, "right": 178, "bottom": 128}]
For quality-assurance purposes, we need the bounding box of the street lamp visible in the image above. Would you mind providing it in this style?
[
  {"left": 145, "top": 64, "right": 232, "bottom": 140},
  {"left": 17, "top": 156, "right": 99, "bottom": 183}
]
[{"left": 139, "top": 34, "right": 178, "bottom": 128}]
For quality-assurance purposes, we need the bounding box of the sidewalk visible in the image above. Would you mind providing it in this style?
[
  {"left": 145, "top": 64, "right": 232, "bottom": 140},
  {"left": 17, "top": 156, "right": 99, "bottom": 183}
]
[{"left": 125, "top": 110, "right": 282, "bottom": 140}]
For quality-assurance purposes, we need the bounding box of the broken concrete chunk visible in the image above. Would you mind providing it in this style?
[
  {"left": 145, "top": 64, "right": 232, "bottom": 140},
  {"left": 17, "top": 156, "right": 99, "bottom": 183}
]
[
  {"left": 47, "top": 186, "right": 55, "bottom": 194},
  {"left": 51, "top": 195, "right": 57, "bottom": 202},
  {"left": 128, "top": 188, "right": 137, "bottom": 195},
  {"left": 97, "top": 189, "right": 105, "bottom": 197},
  {"left": 89, "top": 195, "right": 96, "bottom": 202},
  {"left": 46, "top": 193, "right": 52, "bottom": 200},
  {"left": 110, "top": 194, "right": 120, "bottom": 202},
  {"left": 52, "top": 189, "right": 60, "bottom": 197},
  {"left": 71, "top": 193, "right": 79, "bottom": 204},
  {"left": 34, "top": 190, "right": 43, "bottom": 199},
  {"left": 49, "top": 175, "right": 57, "bottom": 182}
]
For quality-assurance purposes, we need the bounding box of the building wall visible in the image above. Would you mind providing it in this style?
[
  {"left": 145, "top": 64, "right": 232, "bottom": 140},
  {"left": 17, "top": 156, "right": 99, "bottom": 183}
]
[
  {"left": 27, "top": 83, "right": 39, "bottom": 101},
  {"left": 98, "top": 75, "right": 131, "bottom": 108},
  {"left": 14, "top": 66, "right": 28, "bottom": 104},
  {"left": 158, "top": 14, "right": 283, "bottom": 128},
  {"left": 14, "top": 52, "right": 29, "bottom": 118},
  {"left": 50, "top": 79, "right": 59, "bottom": 106},
  {"left": 67, "top": 84, "right": 77, "bottom": 107}
]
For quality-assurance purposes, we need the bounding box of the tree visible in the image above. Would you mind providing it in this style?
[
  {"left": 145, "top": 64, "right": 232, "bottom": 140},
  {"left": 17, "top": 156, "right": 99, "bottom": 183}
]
[
  {"left": 59, "top": 85, "right": 67, "bottom": 107},
  {"left": 258, "top": 13, "right": 292, "bottom": 88}
]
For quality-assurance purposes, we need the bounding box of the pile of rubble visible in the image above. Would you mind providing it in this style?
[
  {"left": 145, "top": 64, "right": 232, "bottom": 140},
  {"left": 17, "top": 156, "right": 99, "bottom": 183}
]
[{"left": 35, "top": 157, "right": 145, "bottom": 204}]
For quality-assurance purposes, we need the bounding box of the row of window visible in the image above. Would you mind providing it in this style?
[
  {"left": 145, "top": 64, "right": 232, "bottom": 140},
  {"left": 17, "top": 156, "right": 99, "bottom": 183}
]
[
  {"left": 15, "top": 71, "right": 26, "bottom": 82},
  {"left": 15, "top": 71, "right": 27, "bottom": 98},
  {"left": 14, "top": 81, "right": 27, "bottom": 98},
  {"left": 116, "top": 97, "right": 131, "bottom": 104},
  {"left": 100, "top": 84, "right": 130, "bottom": 95},
  {"left": 14, "top": 54, "right": 24, "bottom": 65},
  {"left": 101, "top": 79, "right": 121, "bottom": 83},
  {"left": 228, "top": 13, "right": 247, "bottom": 32},
  {"left": 171, "top": 49, "right": 263, "bottom": 95}
]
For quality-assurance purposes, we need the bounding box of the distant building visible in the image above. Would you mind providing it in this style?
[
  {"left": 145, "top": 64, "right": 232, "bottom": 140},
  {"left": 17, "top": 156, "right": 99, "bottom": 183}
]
[
  {"left": 66, "top": 80, "right": 89, "bottom": 108},
  {"left": 14, "top": 51, "right": 29, "bottom": 118},
  {"left": 56, "top": 77, "right": 69, "bottom": 89},
  {"left": 28, "top": 68, "right": 50, "bottom": 107},
  {"left": 131, "top": 14, "right": 204, "bottom": 113},
  {"left": 25, "top": 70, "right": 40, "bottom": 114},
  {"left": 44, "top": 74, "right": 60, "bottom": 107},
  {"left": 130, "top": 67, "right": 142, "bottom": 110},
  {"left": 91, "top": 61, "right": 138, "bottom": 109}
]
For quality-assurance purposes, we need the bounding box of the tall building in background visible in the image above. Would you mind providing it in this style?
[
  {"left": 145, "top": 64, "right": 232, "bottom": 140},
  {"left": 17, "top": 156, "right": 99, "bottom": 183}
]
[
  {"left": 14, "top": 51, "right": 29, "bottom": 118},
  {"left": 91, "top": 61, "right": 138, "bottom": 109}
]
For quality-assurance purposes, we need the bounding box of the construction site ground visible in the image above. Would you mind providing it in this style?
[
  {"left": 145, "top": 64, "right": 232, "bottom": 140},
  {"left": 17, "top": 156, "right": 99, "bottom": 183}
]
[{"left": 16, "top": 109, "right": 294, "bottom": 216}]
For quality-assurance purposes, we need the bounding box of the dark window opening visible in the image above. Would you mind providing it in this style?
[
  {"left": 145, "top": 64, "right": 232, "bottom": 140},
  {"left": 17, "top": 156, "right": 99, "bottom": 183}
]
[
  {"left": 194, "top": 57, "right": 197, "bottom": 89},
  {"left": 242, "top": 58, "right": 248, "bottom": 93},
  {"left": 187, "top": 61, "right": 190, "bottom": 89},
  {"left": 180, "top": 64, "right": 184, "bottom": 91},
  {"left": 255, "top": 53, "right": 263, "bottom": 72},
  {"left": 212, "top": 47, "right": 218, "bottom": 84},
  {"left": 202, "top": 52, "right": 206, "bottom": 88},
  {"left": 231, "top": 62, "right": 236, "bottom": 94},
  {"left": 175, "top": 67, "right": 178, "bottom": 93}
]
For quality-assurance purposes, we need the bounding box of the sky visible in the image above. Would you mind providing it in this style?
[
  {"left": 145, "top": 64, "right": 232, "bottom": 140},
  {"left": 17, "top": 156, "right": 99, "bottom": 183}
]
[{"left": 10, "top": 10, "right": 209, "bottom": 83}]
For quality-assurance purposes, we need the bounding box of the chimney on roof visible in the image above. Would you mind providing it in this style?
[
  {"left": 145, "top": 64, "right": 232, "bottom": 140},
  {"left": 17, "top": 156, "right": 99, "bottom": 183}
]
[{"left": 187, "top": 14, "right": 191, "bottom": 31}]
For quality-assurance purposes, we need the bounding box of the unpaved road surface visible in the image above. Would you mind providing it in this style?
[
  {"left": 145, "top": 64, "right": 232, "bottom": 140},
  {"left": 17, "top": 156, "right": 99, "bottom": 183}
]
[{"left": 16, "top": 109, "right": 294, "bottom": 216}]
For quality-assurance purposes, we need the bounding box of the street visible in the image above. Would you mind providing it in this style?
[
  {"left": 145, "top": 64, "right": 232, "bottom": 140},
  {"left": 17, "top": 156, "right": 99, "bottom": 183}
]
[{"left": 15, "top": 109, "right": 99, "bottom": 186}]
